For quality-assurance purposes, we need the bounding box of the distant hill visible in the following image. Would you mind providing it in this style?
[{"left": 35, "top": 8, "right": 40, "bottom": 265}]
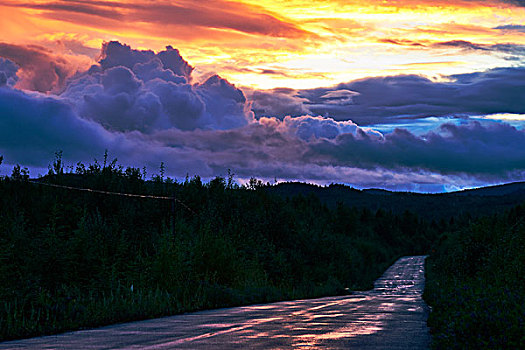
[
  {"left": 264, "top": 181, "right": 525, "bottom": 220},
  {"left": 31, "top": 173, "right": 525, "bottom": 220},
  {"left": 451, "top": 181, "right": 525, "bottom": 197}
]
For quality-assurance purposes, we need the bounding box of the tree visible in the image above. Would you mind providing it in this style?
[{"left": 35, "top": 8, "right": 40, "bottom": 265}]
[
  {"left": 246, "top": 177, "right": 264, "bottom": 190},
  {"left": 11, "top": 164, "right": 29, "bottom": 181},
  {"left": 49, "top": 150, "right": 64, "bottom": 175},
  {"left": 160, "top": 162, "right": 165, "bottom": 182}
]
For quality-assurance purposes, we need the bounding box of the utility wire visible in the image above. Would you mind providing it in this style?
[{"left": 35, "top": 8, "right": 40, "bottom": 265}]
[{"left": 28, "top": 180, "right": 197, "bottom": 215}]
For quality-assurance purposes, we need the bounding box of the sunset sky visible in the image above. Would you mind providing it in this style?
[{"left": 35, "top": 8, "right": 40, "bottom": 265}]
[{"left": 1, "top": 0, "right": 525, "bottom": 191}]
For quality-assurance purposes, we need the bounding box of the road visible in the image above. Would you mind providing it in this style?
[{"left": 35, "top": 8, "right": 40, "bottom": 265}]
[{"left": 0, "top": 256, "right": 431, "bottom": 349}]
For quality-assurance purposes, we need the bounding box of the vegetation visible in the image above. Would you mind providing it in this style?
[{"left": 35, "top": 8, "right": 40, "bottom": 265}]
[
  {"left": 267, "top": 181, "right": 525, "bottom": 220},
  {"left": 2, "top": 153, "right": 524, "bottom": 345},
  {"left": 424, "top": 204, "right": 525, "bottom": 349},
  {"left": 0, "top": 154, "right": 437, "bottom": 341}
]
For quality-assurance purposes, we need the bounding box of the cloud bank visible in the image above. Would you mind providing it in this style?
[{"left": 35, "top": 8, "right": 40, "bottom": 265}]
[
  {"left": 250, "top": 68, "right": 525, "bottom": 125},
  {"left": 1, "top": 41, "right": 525, "bottom": 191}
]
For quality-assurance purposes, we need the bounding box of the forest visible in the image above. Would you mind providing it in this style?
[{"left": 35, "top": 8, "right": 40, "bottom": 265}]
[
  {"left": 0, "top": 153, "right": 523, "bottom": 348},
  {"left": 424, "top": 204, "right": 525, "bottom": 348}
]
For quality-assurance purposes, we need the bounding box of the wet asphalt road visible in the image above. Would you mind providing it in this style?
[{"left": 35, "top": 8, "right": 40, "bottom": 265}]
[{"left": 0, "top": 256, "right": 431, "bottom": 349}]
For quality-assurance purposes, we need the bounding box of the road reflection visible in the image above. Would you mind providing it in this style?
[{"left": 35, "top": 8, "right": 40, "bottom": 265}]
[
  {"left": 181, "top": 256, "right": 430, "bottom": 349},
  {"left": 0, "top": 256, "right": 430, "bottom": 349}
]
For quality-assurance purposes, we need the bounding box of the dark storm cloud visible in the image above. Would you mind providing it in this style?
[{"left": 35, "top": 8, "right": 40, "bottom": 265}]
[
  {"left": 380, "top": 37, "right": 525, "bottom": 62},
  {"left": 380, "top": 37, "right": 525, "bottom": 54},
  {"left": 266, "top": 115, "right": 382, "bottom": 141},
  {"left": 0, "top": 84, "right": 211, "bottom": 174},
  {"left": 1, "top": 41, "right": 525, "bottom": 190},
  {"left": 195, "top": 75, "right": 254, "bottom": 130},
  {"left": 248, "top": 88, "right": 312, "bottom": 117},
  {"left": 99, "top": 42, "right": 193, "bottom": 82},
  {"left": 433, "top": 40, "right": 489, "bottom": 51},
  {"left": 250, "top": 67, "right": 525, "bottom": 125},
  {"left": 432, "top": 40, "right": 525, "bottom": 58},
  {"left": 0, "top": 58, "right": 19, "bottom": 87},
  {"left": 500, "top": 0, "right": 525, "bottom": 6},
  {"left": 0, "top": 86, "right": 109, "bottom": 164},
  {"left": 489, "top": 44, "right": 525, "bottom": 59},
  {"left": 142, "top": 118, "right": 525, "bottom": 186},
  {"left": 310, "top": 122, "right": 525, "bottom": 175},
  {"left": 62, "top": 41, "right": 252, "bottom": 132},
  {"left": 495, "top": 24, "right": 525, "bottom": 32}
]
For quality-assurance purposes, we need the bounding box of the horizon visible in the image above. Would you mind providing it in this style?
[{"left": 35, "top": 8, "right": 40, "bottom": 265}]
[
  {"left": 2, "top": 0, "right": 525, "bottom": 192},
  {"left": 2, "top": 158, "right": 522, "bottom": 195}
]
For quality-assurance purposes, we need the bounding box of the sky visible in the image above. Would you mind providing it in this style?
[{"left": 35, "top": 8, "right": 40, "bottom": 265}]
[{"left": 1, "top": 0, "right": 525, "bottom": 192}]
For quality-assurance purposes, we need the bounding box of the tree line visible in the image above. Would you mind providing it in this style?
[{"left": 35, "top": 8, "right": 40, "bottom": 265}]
[
  {"left": 2, "top": 153, "right": 523, "bottom": 347},
  {"left": 0, "top": 154, "right": 440, "bottom": 340}
]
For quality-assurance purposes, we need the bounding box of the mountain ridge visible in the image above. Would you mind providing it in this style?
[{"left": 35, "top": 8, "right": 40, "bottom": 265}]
[{"left": 264, "top": 181, "right": 525, "bottom": 219}]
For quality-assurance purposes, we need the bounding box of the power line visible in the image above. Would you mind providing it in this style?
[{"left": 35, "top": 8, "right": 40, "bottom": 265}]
[{"left": 28, "top": 180, "right": 197, "bottom": 215}]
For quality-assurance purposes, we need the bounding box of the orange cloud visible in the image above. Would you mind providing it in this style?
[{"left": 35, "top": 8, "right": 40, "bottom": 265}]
[
  {"left": 2, "top": 0, "right": 525, "bottom": 89},
  {"left": 4, "top": 0, "right": 312, "bottom": 38},
  {"left": 0, "top": 42, "right": 92, "bottom": 92}
]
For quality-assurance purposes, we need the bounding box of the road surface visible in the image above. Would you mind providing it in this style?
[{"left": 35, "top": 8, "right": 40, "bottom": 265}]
[{"left": 1, "top": 256, "right": 431, "bottom": 349}]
